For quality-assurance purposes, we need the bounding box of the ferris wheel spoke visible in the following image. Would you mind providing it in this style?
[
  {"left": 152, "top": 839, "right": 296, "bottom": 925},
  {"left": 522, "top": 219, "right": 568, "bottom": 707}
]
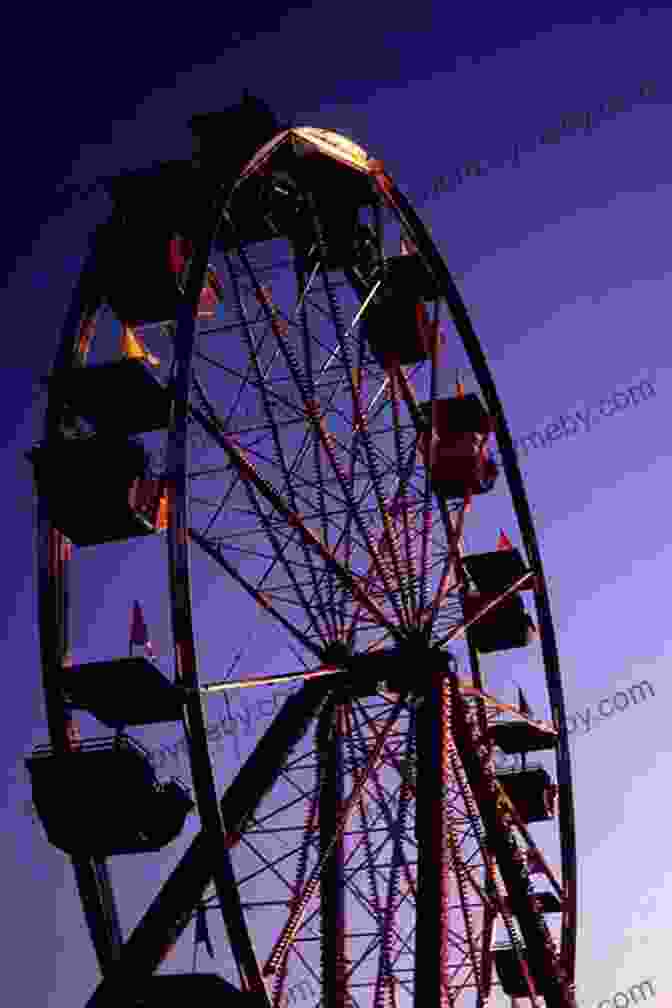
[
  {"left": 417, "top": 501, "right": 466, "bottom": 631},
  {"left": 414, "top": 321, "right": 442, "bottom": 627},
  {"left": 189, "top": 528, "right": 324, "bottom": 658},
  {"left": 192, "top": 277, "right": 415, "bottom": 637},
  {"left": 230, "top": 285, "right": 323, "bottom": 548},
  {"left": 386, "top": 368, "right": 418, "bottom": 625},
  {"left": 188, "top": 397, "right": 404, "bottom": 640},
  {"left": 338, "top": 437, "right": 366, "bottom": 635},
  {"left": 370, "top": 366, "right": 459, "bottom": 624},
  {"left": 302, "top": 400, "right": 408, "bottom": 630},
  {"left": 238, "top": 355, "right": 405, "bottom": 635},
  {"left": 319, "top": 271, "right": 413, "bottom": 630},
  {"left": 343, "top": 472, "right": 428, "bottom": 640},
  {"left": 299, "top": 300, "right": 343, "bottom": 637},
  {"left": 238, "top": 474, "right": 334, "bottom": 643}
]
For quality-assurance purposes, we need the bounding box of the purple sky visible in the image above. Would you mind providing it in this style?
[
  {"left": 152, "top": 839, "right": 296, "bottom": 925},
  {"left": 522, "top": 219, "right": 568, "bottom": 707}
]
[{"left": 2, "top": 4, "right": 671, "bottom": 1006}]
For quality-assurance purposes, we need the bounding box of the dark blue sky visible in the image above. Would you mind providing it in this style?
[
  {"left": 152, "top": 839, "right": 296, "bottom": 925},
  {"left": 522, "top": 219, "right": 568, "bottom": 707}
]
[{"left": 2, "top": 4, "right": 671, "bottom": 1006}]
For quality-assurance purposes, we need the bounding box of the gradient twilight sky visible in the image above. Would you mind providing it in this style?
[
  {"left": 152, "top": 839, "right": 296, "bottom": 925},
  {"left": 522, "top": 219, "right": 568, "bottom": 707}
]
[{"left": 2, "top": 3, "right": 671, "bottom": 1006}]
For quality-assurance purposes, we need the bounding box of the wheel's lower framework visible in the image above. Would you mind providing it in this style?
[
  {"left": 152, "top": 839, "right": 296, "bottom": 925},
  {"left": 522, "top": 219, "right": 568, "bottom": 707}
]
[{"left": 28, "top": 113, "right": 577, "bottom": 1008}]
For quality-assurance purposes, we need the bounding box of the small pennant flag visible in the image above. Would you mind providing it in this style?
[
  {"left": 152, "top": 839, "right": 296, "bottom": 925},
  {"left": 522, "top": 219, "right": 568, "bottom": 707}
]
[
  {"left": 517, "top": 686, "right": 533, "bottom": 720},
  {"left": 205, "top": 265, "right": 224, "bottom": 301},
  {"left": 197, "top": 286, "right": 218, "bottom": 319},
  {"left": 168, "top": 236, "right": 194, "bottom": 277},
  {"left": 120, "top": 325, "right": 160, "bottom": 368},
  {"left": 77, "top": 319, "right": 95, "bottom": 358},
  {"left": 195, "top": 905, "right": 215, "bottom": 959},
  {"left": 65, "top": 718, "right": 81, "bottom": 751},
  {"left": 197, "top": 266, "right": 224, "bottom": 319},
  {"left": 159, "top": 931, "right": 178, "bottom": 963},
  {"left": 155, "top": 491, "right": 169, "bottom": 532},
  {"left": 129, "top": 601, "right": 155, "bottom": 657},
  {"left": 497, "top": 529, "right": 513, "bottom": 551}
]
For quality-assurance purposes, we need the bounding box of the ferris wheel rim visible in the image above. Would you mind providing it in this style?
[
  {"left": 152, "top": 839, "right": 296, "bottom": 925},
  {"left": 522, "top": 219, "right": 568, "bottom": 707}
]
[{"left": 33, "top": 128, "right": 577, "bottom": 1008}]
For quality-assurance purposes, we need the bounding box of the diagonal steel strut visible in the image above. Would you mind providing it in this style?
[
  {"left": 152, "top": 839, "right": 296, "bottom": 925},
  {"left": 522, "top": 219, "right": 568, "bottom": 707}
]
[
  {"left": 85, "top": 679, "right": 330, "bottom": 1007},
  {"left": 188, "top": 401, "right": 405, "bottom": 642}
]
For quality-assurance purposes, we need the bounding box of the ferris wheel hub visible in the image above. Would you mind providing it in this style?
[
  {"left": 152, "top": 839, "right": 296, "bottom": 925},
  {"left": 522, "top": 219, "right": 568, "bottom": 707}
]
[{"left": 323, "top": 642, "right": 457, "bottom": 700}]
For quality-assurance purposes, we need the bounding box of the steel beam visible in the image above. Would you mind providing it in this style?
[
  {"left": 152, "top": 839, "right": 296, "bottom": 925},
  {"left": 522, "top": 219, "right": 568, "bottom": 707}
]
[
  {"left": 318, "top": 701, "right": 348, "bottom": 1008},
  {"left": 85, "top": 679, "right": 329, "bottom": 1006}
]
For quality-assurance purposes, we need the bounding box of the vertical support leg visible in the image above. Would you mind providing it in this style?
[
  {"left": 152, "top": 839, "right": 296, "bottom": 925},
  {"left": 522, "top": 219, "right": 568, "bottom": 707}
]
[
  {"left": 319, "top": 701, "right": 348, "bottom": 1008},
  {"left": 477, "top": 883, "right": 496, "bottom": 1008},
  {"left": 414, "top": 664, "right": 451, "bottom": 1008},
  {"left": 166, "top": 203, "right": 269, "bottom": 1001}
]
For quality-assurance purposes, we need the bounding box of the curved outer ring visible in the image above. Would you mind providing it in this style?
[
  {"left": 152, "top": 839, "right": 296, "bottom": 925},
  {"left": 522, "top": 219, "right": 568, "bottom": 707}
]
[
  {"left": 37, "top": 197, "right": 271, "bottom": 1001},
  {"left": 37, "top": 152, "right": 576, "bottom": 998},
  {"left": 369, "top": 167, "right": 577, "bottom": 985},
  {"left": 37, "top": 250, "right": 124, "bottom": 973}
]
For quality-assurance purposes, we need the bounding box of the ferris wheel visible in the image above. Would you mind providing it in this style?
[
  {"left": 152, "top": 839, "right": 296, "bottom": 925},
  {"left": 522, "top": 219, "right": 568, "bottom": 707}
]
[{"left": 25, "top": 92, "right": 578, "bottom": 1008}]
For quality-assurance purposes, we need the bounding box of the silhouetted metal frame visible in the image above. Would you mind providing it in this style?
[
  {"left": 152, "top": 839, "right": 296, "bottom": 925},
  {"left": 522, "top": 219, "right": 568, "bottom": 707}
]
[
  {"left": 36, "top": 185, "right": 280, "bottom": 1005},
  {"left": 86, "top": 680, "right": 330, "bottom": 1006},
  {"left": 414, "top": 667, "right": 451, "bottom": 1008},
  {"left": 35, "top": 142, "right": 575, "bottom": 1006},
  {"left": 318, "top": 700, "right": 347, "bottom": 1008},
  {"left": 162, "top": 185, "right": 271, "bottom": 1004},
  {"left": 91, "top": 160, "right": 574, "bottom": 1002}
]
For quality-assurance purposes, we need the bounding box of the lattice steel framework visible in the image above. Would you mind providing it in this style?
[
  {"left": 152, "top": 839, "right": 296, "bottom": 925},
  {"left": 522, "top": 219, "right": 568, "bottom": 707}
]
[{"left": 29, "top": 113, "right": 577, "bottom": 1008}]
